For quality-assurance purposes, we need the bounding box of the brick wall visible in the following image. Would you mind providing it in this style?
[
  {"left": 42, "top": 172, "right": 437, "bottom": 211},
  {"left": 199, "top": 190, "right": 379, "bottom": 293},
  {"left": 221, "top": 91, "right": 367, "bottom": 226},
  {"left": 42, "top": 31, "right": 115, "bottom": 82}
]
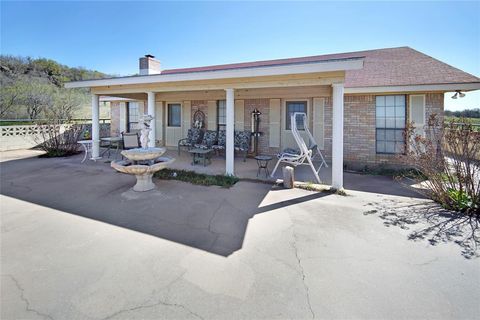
[
  {"left": 109, "top": 92, "right": 444, "bottom": 168},
  {"left": 191, "top": 100, "right": 208, "bottom": 128},
  {"left": 341, "top": 92, "right": 444, "bottom": 169},
  {"left": 110, "top": 101, "right": 121, "bottom": 136},
  {"left": 244, "top": 99, "right": 273, "bottom": 155}
]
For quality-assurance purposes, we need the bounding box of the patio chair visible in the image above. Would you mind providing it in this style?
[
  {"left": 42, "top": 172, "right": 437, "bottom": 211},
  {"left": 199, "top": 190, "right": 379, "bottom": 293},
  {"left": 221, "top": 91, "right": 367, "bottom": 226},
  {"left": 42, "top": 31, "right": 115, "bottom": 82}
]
[
  {"left": 195, "top": 130, "right": 218, "bottom": 150},
  {"left": 234, "top": 130, "right": 251, "bottom": 162},
  {"left": 178, "top": 128, "right": 203, "bottom": 155},
  {"left": 122, "top": 132, "right": 140, "bottom": 150},
  {"left": 212, "top": 130, "right": 226, "bottom": 154}
]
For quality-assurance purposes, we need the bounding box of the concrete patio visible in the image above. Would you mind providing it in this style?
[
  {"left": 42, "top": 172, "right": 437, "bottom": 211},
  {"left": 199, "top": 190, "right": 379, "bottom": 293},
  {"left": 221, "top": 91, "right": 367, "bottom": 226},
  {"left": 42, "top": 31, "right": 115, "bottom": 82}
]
[
  {"left": 166, "top": 149, "right": 420, "bottom": 198},
  {"left": 1, "top": 150, "right": 479, "bottom": 319}
]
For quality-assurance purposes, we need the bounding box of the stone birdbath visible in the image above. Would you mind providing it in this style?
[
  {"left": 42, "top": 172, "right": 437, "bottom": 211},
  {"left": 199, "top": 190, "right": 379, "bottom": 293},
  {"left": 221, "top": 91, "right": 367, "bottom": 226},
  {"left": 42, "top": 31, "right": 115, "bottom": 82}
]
[{"left": 111, "top": 115, "right": 175, "bottom": 192}]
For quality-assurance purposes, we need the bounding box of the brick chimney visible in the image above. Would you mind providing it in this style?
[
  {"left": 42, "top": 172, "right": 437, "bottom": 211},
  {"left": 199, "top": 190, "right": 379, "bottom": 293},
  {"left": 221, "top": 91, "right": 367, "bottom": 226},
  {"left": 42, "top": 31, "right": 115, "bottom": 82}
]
[{"left": 139, "top": 54, "right": 161, "bottom": 75}]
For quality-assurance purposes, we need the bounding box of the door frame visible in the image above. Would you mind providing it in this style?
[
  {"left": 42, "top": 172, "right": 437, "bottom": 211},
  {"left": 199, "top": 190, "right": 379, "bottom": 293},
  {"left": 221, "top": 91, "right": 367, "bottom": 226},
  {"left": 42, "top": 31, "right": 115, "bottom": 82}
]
[{"left": 165, "top": 101, "right": 183, "bottom": 147}]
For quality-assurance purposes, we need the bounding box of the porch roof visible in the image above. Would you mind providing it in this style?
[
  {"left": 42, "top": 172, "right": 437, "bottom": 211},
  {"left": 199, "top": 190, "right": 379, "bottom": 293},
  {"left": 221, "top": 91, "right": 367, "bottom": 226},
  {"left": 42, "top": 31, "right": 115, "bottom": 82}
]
[{"left": 64, "top": 57, "right": 363, "bottom": 89}]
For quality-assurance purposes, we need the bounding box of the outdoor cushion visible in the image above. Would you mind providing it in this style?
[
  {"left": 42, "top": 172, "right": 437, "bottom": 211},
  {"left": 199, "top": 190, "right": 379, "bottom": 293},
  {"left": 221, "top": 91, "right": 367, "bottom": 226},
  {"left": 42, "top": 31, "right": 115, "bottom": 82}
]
[
  {"left": 195, "top": 130, "right": 217, "bottom": 149},
  {"left": 234, "top": 131, "right": 251, "bottom": 151},
  {"left": 212, "top": 130, "right": 226, "bottom": 150}
]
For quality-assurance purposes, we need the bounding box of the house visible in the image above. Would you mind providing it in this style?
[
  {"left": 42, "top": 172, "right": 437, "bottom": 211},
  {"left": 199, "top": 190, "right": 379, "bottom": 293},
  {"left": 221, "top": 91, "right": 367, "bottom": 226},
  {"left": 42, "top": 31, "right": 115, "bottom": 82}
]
[{"left": 65, "top": 47, "right": 480, "bottom": 189}]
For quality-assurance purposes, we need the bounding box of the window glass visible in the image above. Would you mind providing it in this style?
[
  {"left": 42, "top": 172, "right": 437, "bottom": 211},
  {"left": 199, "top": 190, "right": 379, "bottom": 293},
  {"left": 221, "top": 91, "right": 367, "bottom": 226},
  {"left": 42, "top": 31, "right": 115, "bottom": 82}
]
[
  {"left": 286, "top": 101, "right": 307, "bottom": 130},
  {"left": 168, "top": 104, "right": 181, "bottom": 127},
  {"left": 217, "top": 100, "right": 226, "bottom": 131},
  {"left": 375, "top": 95, "right": 406, "bottom": 154},
  {"left": 128, "top": 102, "right": 141, "bottom": 132}
]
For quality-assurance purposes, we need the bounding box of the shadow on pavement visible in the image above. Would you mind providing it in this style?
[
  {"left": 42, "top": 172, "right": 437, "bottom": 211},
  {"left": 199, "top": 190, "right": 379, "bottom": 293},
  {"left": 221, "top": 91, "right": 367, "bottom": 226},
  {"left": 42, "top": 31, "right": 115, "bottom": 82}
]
[{"left": 0, "top": 153, "right": 332, "bottom": 257}]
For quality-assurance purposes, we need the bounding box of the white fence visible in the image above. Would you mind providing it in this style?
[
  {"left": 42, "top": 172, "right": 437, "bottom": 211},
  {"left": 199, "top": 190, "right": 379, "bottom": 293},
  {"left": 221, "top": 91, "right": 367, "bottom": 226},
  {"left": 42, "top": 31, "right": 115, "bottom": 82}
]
[
  {"left": 0, "top": 125, "right": 67, "bottom": 151},
  {"left": 0, "top": 123, "right": 111, "bottom": 151}
]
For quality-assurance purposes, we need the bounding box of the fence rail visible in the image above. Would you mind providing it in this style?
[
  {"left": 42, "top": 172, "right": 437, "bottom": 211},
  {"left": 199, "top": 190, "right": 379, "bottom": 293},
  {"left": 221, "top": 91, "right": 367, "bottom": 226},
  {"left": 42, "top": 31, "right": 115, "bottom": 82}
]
[
  {"left": 0, "top": 122, "right": 111, "bottom": 151},
  {"left": 0, "top": 118, "right": 111, "bottom": 125}
]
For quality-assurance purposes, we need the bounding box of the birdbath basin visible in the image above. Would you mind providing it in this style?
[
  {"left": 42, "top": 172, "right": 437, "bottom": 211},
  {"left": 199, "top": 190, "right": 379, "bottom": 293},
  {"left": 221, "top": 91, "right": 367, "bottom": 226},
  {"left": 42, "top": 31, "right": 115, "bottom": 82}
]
[
  {"left": 111, "top": 147, "right": 175, "bottom": 192},
  {"left": 121, "top": 147, "right": 166, "bottom": 161}
]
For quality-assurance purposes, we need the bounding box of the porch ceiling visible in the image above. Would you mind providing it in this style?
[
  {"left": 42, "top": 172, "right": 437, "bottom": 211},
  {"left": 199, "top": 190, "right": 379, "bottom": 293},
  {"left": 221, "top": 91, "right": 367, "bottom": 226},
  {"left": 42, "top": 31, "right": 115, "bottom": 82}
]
[
  {"left": 98, "top": 85, "right": 333, "bottom": 101},
  {"left": 89, "top": 71, "right": 345, "bottom": 96}
]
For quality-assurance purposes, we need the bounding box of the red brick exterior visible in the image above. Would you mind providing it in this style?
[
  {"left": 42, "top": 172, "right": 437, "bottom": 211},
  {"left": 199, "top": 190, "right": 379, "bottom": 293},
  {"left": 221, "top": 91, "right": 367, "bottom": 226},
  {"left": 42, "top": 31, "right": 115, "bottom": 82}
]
[
  {"left": 191, "top": 100, "right": 209, "bottom": 129},
  {"left": 110, "top": 92, "right": 444, "bottom": 168}
]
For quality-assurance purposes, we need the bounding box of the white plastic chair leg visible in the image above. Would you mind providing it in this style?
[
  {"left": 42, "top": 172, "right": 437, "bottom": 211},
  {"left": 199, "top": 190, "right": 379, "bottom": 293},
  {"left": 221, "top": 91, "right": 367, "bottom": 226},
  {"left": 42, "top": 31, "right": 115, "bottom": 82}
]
[{"left": 270, "top": 158, "right": 282, "bottom": 178}]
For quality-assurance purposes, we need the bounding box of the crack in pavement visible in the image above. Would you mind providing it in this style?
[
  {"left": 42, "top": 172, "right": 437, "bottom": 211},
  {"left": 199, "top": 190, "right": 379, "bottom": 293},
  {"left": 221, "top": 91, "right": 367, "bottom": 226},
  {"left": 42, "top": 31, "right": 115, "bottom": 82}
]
[
  {"left": 102, "top": 299, "right": 204, "bottom": 320},
  {"left": 3, "top": 274, "right": 55, "bottom": 320},
  {"left": 102, "top": 272, "right": 204, "bottom": 320},
  {"left": 291, "top": 232, "right": 316, "bottom": 319}
]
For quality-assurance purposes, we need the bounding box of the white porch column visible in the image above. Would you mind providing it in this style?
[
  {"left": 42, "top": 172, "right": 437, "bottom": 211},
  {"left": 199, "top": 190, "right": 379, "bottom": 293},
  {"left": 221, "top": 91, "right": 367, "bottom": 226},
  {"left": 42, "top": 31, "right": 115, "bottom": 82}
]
[
  {"left": 225, "top": 88, "right": 235, "bottom": 175},
  {"left": 147, "top": 91, "right": 156, "bottom": 147},
  {"left": 91, "top": 94, "right": 101, "bottom": 159},
  {"left": 332, "top": 83, "right": 344, "bottom": 190}
]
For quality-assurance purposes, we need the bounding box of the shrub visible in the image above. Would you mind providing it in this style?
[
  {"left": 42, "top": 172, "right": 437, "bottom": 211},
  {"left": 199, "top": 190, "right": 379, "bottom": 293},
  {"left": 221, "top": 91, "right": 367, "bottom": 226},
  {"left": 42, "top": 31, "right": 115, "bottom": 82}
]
[
  {"left": 33, "top": 89, "right": 85, "bottom": 157},
  {"left": 154, "top": 169, "right": 239, "bottom": 188},
  {"left": 402, "top": 115, "right": 479, "bottom": 214}
]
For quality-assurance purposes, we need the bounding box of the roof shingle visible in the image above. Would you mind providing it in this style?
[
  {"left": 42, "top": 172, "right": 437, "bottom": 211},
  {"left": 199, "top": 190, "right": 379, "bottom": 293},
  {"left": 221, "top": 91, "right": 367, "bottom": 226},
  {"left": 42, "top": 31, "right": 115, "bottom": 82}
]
[{"left": 161, "top": 47, "right": 480, "bottom": 88}]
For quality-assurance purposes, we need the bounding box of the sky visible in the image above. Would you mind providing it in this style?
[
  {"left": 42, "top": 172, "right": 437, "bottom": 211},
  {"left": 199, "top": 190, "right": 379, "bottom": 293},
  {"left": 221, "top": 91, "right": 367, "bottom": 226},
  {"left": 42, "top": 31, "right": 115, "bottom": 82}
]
[{"left": 1, "top": 1, "right": 479, "bottom": 111}]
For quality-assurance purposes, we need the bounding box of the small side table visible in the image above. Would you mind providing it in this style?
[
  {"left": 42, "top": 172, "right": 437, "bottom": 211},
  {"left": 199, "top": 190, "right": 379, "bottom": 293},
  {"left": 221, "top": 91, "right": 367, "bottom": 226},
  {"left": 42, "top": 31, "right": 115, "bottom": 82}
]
[
  {"left": 255, "top": 155, "right": 273, "bottom": 178},
  {"left": 189, "top": 148, "right": 213, "bottom": 167},
  {"left": 77, "top": 140, "right": 93, "bottom": 163}
]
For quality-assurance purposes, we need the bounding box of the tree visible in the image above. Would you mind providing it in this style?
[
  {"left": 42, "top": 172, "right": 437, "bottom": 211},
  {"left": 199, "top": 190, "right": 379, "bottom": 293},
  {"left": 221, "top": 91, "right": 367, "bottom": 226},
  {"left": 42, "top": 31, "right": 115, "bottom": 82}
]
[
  {"left": 0, "top": 77, "right": 23, "bottom": 117},
  {"left": 20, "top": 79, "right": 54, "bottom": 120},
  {"left": 46, "top": 88, "right": 84, "bottom": 121}
]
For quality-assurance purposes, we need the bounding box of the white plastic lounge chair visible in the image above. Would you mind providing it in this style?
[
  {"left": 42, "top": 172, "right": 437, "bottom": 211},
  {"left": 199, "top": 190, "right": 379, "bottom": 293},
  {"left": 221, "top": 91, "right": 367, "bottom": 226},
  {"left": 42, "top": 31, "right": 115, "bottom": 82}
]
[{"left": 270, "top": 112, "right": 327, "bottom": 183}]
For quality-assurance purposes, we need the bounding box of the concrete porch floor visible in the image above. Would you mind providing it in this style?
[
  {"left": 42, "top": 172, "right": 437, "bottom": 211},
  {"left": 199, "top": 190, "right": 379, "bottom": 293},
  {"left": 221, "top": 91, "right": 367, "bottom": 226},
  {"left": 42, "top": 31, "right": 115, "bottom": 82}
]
[{"left": 163, "top": 149, "right": 421, "bottom": 198}]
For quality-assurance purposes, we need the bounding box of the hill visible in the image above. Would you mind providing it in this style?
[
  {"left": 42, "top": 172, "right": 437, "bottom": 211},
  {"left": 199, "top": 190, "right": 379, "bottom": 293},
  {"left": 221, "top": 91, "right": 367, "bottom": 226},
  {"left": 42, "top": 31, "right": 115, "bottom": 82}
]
[{"left": 0, "top": 55, "right": 111, "bottom": 120}]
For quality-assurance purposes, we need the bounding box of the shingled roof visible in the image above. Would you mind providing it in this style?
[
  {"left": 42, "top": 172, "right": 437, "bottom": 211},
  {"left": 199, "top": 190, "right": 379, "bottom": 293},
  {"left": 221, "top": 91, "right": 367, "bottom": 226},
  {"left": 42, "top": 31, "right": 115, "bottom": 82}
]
[{"left": 161, "top": 47, "right": 480, "bottom": 88}]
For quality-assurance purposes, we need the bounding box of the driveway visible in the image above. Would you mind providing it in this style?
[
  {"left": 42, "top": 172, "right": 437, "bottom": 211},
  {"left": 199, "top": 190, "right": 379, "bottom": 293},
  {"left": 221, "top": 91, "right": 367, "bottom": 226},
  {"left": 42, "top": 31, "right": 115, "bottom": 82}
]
[{"left": 1, "top": 151, "right": 479, "bottom": 319}]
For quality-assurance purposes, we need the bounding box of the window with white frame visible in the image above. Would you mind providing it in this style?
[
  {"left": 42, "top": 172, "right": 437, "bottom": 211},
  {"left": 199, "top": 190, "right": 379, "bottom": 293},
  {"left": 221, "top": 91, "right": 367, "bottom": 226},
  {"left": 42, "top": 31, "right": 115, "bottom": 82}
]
[
  {"left": 217, "top": 100, "right": 226, "bottom": 131},
  {"left": 168, "top": 103, "right": 181, "bottom": 127},
  {"left": 376, "top": 95, "right": 406, "bottom": 154},
  {"left": 286, "top": 101, "right": 307, "bottom": 130},
  {"left": 127, "top": 102, "right": 141, "bottom": 132}
]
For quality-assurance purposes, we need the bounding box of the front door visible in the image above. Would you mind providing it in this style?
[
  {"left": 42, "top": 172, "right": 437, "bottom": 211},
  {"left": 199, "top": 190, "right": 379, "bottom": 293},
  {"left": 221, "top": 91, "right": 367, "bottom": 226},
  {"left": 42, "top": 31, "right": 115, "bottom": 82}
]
[
  {"left": 165, "top": 103, "right": 183, "bottom": 147},
  {"left": 281, "top": 100, "right": 310, "bottom": 150}
]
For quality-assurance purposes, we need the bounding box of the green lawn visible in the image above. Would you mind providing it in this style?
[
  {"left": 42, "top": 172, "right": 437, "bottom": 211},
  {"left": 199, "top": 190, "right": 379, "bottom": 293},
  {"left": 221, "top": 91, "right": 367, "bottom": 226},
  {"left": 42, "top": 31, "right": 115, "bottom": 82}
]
[{"left": 444, "top": 116, "right": 480, "bottom": 125}]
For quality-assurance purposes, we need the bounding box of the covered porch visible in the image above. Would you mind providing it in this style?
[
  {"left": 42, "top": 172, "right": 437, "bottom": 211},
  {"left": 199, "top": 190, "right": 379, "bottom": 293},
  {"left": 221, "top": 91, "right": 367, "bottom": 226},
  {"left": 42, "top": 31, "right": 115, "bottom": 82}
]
[{"left": 66, "top": 57, "right": 365, "bottom": 190}]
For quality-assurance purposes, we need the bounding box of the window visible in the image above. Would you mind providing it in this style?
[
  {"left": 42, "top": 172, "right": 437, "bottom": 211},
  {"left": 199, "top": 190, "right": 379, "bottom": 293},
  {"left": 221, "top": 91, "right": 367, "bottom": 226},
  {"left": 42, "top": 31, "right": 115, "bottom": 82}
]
[
  {"left": 127, "top": 102, "right": 141, "bottom": 132},
  {"left": 286, "top": 101, "right": 307, "bottom": 130},
  {"left": 376, "top": 95, "right": 406, "bottom": 154},
  {"left": 168, "top": 103, "right": 181, "bottom": 127},
  {"left": 217, "top": 100, "right": 226, "bottom": 131}
]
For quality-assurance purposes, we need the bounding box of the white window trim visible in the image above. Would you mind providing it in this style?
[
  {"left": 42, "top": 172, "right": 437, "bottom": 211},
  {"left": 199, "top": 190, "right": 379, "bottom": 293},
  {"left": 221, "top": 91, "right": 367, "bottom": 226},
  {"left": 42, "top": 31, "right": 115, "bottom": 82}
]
[
  {"left": 284, "top": 99, "right": 310, "bottom": 131},
  {"left": 409, "top": 94, "right": 426, "bottom": 126},
  {"left": 167, "top": 102, "right": 182, "bottom": 128}
]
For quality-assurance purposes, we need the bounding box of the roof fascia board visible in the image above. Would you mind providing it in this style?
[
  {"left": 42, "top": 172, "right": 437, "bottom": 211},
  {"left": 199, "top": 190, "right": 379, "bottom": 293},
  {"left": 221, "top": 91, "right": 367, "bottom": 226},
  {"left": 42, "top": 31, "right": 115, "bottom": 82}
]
[
  {"left": 65, "top": 59, "right": 363, "bottom": 89},
  {"left": 344, "top": 82, "right": 480, "bottom": 94}
]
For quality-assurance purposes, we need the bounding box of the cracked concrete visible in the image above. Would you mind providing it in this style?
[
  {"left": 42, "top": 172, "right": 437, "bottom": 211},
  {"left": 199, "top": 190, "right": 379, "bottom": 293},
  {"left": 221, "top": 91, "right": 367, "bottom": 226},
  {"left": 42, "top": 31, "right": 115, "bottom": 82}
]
[
  {"left": 3, "top": 274, "right": 54, "bottom": 320},
  {"left": 1, "top": 151, "right": 480, "bottom": 319},
  {"left": 291, "top": 231, "right": 315, "bottom": 319}
]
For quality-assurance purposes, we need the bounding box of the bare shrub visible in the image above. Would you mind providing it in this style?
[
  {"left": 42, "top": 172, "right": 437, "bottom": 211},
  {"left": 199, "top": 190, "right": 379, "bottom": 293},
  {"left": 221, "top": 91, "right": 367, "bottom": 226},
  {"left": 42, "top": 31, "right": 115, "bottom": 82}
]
[
  {"left": 34, "top": 89, "right": 85, "bottom": 157},
  {"left": 402, "top": 114, "right": 479, "bottom": 214}
]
